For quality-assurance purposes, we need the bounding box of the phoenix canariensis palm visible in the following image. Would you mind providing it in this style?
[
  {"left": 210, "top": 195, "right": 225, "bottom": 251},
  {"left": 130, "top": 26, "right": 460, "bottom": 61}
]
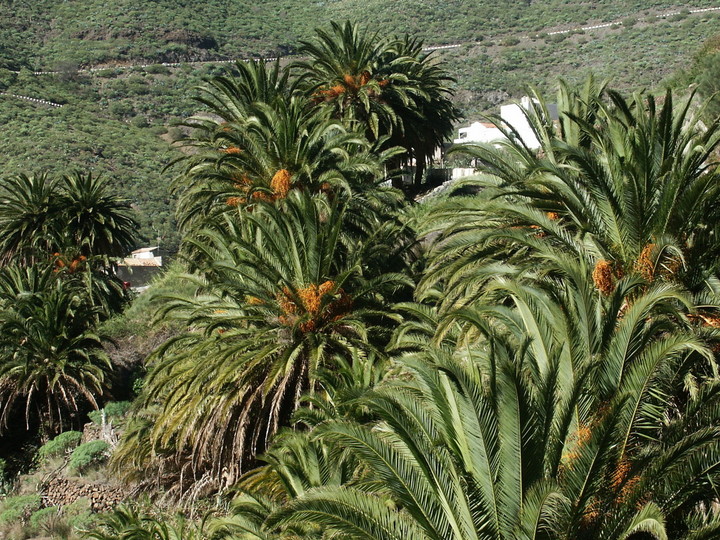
[
  {"left": 0, "top": 171, "right": 137, "bottom": 320},
  {"left": 232, "top": 267, "right": 720, "bottom": 539},
  {"left": 0, "top": 172, "right": 138, "bottom": 265},
  {"left": 84, "top": 505, "right": 209, "bottom": 540},
  {"left": 0, "top": 265, "right": 110, "bottom": 437},
  {"left": 57, "top": 172, "right": 138, "bottom": 260},
  {"left": 211, "top": 424, "right": 362, "bottom": 539},
  {"left": 295, "top": 22, "right": 398, "bottom": 135},
  {"left": 56, "top": 172, "right": 138, "bottom": 319},
  {"left": 172, "top": 59, "right": 400, "bottom": 234},
  {"left": 407, "top": 250, "right": 720, "bottom": 538},
  {"left": 0, "top": 173, "right": 60, "bottom": 266},
  {"left": 296, "top": 21, "right": 459, "bottom": 189},
  {"left": 114, "top": 191, "right": 412, "bottom": 499},
  {"left": 424, "top": 81, "right": 720, "bottom": 309},
  {"left": 381, "top": 35, "right": 459, "bottom": 187}
]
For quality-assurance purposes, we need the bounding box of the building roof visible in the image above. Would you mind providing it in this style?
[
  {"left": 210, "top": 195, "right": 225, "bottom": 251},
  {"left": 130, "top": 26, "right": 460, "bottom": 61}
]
[
  {"left": 131, "top": 246, "right": 159, "bottom": 255},
  {"left": 119, "top": 256, "right": 163, "bottom": 267}
]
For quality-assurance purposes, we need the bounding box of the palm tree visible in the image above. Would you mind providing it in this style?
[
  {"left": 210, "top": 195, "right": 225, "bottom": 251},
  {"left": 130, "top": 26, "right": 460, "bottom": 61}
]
[
  {"left": 296, "top": 21, "right": 460, "bottom": 189},
  {"left": 84, "top": 505, "right": 208, "bottom": 540},
  {"left": 426, "top": 82, "right": 720, "bottom": 307},
  {"left": 381, "top": 35, "right": 459, "bottom": 188},
  {"left": 172, "top": 60, "right": 399, "bottom": 234},
  {"left": 222, "top": 269, "right": 720, "bottom": 539},
  {"left": 0, "top": 173, "right": 59, "bottom": 265},
  {"left": 0, "top": 265, "right": 110, "bottom": 437},
  {"left": 0, "top": 172, "right": 138, "bottom": 266},
  {"left": 58, "top": 172, "right": 138, "bottom": 260},
  {"left": 0, "top": 171, "right": 137, "bottom": 319},
  {"left": 114, "top": 191, "right": 412, "bottom": 498}
]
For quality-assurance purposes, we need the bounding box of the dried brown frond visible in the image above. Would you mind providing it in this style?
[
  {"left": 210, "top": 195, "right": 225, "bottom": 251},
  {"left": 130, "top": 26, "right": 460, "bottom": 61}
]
[
  {"left": 251, "top": 191, "right": 275, "bottom": 203},
  {"left": 232, "top": 174, "right": 252, "bottom": 188},
  {"left": 699, "top": 314, "right": 720, "bottom": 328}
]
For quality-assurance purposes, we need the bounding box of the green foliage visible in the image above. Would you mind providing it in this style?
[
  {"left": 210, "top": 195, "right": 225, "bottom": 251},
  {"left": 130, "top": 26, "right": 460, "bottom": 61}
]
[
  {"left": 430, "top": 79, "right": 720, "bottom": 309},
  {"left": 677, "top": 34, "right": 720, "bottom": 121},
  {"left": 65, "top": 497, "right": 96, "bottom": 531},
  {"left": 2, "top": 7, "right": 716, "bottom": 534},
  {"left": 117, "top": 191, "right": 413, "bottom": 496},
  {"left": 29, "top": 506, "right": 59, "bottom": 528},
  {"left": 2, "top": 0, "right": 718, "bottom": 70},
  {"left": 82, "top": 505, "right": 207, "bottom": 540},
  {"left": 220, "top": 268, "right": 720, "bottom": 538},
  {"left": 38, "top": 430, "right": 83, "bottom": 461},
  {"left": 0, "top": 103, "right": 180, "bottom": 252},
  {"left": 0, "top": 494, "right": 41, "bottom": 526},
  {"left": 69, "top": 441, "right": 110, "bottom": 474},
  {"left": 0, "top": 265, "right": 112, "bottom": 435},
  {"left": 199, "top": 76, "right": 720, "bottom": 539},
  {"left": 296, "top": 21, "right": 460, "bottom": 188},
  {"left": 88, "top": 402, "right": 132, "bottom": 425}
]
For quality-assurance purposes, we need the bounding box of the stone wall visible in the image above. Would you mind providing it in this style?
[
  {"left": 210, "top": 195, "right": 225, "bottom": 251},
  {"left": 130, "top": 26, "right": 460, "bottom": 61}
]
[{"left": 41, "top": 477, "right": 125, "bottom": 513}]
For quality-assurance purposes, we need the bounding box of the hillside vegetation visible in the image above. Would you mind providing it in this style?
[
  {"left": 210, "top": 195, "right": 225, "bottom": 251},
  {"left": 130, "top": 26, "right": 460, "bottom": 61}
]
[
  {"left": 2, "top": 1, "right": 720, "bottom": 248},
  {"left": 3, "top": 0, "right": 720, "bottom": 68}
]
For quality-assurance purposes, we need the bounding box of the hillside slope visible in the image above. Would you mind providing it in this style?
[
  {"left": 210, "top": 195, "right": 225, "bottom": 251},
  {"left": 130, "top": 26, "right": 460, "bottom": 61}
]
[
  {"left": 1, "top": 1, "right": 720, "bottom": 250},
  {"left": 3, "top": 0, "right": 719, "bottom": 68}
]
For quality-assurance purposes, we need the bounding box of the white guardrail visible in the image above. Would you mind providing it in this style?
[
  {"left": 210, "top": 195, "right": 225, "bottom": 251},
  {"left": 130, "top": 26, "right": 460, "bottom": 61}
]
[{"left": 0, "top": 92, "right": 63, "bottom": 107}]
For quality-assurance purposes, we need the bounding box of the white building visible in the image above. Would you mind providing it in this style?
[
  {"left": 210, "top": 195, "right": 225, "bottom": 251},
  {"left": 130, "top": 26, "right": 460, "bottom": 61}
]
[
  {"left": 455, "top": 96, "right": 557, "bottom": 150},
  {"left": 122, "top": 246, "right": 163, "bottom": 267},
  {"left": 116, "top": 247, "right": 163, "bottom": 289}
]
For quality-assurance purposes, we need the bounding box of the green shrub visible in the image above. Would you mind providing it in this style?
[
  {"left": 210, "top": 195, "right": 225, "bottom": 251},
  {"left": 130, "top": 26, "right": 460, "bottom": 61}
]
[
  {"left": 145, "top": 64, "right": 171, "bottom": 75},
  {"left": 96, "top": 68, "right": 120, "bottom": 78},
  {"left": 109, "top": 101, "right": 134, "bottom": 118},
  {"left": 623, "top": 17, "right": 638, "bottom": 27},
  {"left": 88, "top": 402, "right": 132, "bottom": 425},
  {"left": 38, "top": 431, "right": 83, "bottom": 461},
  {"left": 65, "top": 496, "right": 97, "bottom": 530},
  {"left": 167, "top": 126, "right": 184, "bottom": 141},
  {"left": 131, "top": 115, "right": 149, "bottom": 128},
  {"left": 0, "top": 494, "right": 41, "bottom": 525},
  {"left": 29, "top": 506, "right": 59, "bottom": 528},
  {"left": 69, "top": 441, "right": 110, "bottom": 474},
  {"left": 39, "top": 512, "right": 72, "bottom": 538}
]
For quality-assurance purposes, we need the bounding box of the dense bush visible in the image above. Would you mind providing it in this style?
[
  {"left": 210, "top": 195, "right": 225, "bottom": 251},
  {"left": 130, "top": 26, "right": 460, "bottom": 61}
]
[
  {"left": 38, "top": 431, "right": 83, "bottom": 461},
  {"left": 88, "top": 402, "right": 132, "bottom": 425},
  {"left": 0, "top": 494, "right": 41, "bottom": 525},
  {"left": 69, "top": 441, "right": 110, "bottom": 474},
  {"left": 29, "top": 506, "right": 59, "bottom": 528}
]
